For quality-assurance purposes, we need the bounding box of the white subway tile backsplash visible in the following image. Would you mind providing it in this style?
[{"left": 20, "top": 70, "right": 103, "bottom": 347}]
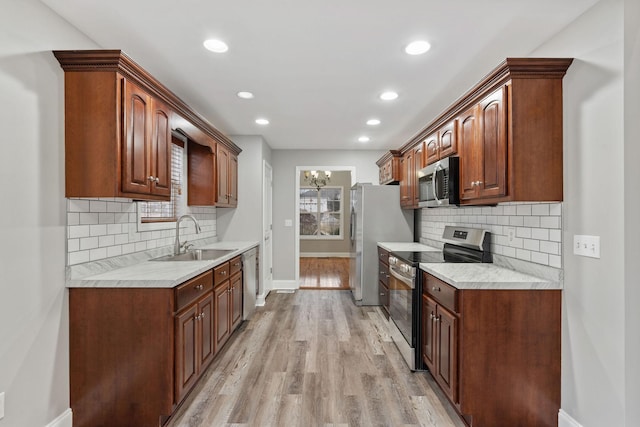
[
  {"left": 89, "top": 200, "right": 107, "bottom": 212},
  {"left": 66, "top": 198, "right": 218, "bottom": 265},
  {"left": 69, "top": 225, "right": 90, "bottom": 239},
  {"left": 421, "top": 202, "right": 563, "bottom": 268}
]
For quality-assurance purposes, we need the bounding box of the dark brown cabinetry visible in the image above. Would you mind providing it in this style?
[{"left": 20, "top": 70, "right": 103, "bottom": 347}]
[
  {"left": 400, "top": 150, "right": 414, "bottom": 208},
  {"left": 121, "top": 80, "right": 172, "bottom": 198},
  {"left": 69, "top": 258, "right": 245, "bottom": 427},
  {"left": 459, "top": 87, "right": 507, "bottom": 202},
  {"left": 187, "top": 140, "right": 217, "bottom": 206},
  {"left": 425, "top": 120, "right": 458, "bottom": 165},
  {"left": 421, "top": 271, "right": 561, "bottom": 427},
  {"left": 54, "top": 49, "right": 242, "bottom": 202},
  {"left": 217, "top": 144, "right": 239, "bottom": 207},
  {"left": 422, "top": 275, "right": 459, "bottom": 404},
  {"left": 376, "top": 150, "right": 402, "bottom": 184},
  {"left": 377, "top": 247, "right": 390, "bottom": 317},
  {"left": 386, "top": 58, "right": 572, "bottom": 206},
  {"left": 214, "top": 256, "right": 243, "bottom": 351},
  {"left": 174, "top": 271, "right": 214, "bottom": 403}
]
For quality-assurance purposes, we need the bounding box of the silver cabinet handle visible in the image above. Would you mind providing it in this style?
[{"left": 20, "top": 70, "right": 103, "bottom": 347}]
[
  {"left": 432, "top": 286, "right": 440, "bottom": 292},
  {"left": 434, "top": 315, "right": 440, "bottom": 322},
  {"left": 147, "top": 176, "right": 155, "bottom": 182},
  {"left": 430, "top": 313, "right": 435, "bottom": 320},
  {"left": 201, "top": 311, "right": 205, "bottom": 319},
  {"left": 155, "top": 177, "right": 160, "bottom": 183}
]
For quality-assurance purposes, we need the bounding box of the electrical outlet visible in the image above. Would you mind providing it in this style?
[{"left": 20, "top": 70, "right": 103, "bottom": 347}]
[
  {"left": 0, "top": 391, "right": 5, "bottom": 420},
  {"left": 506, "top": 227, "right": 516, "bottom": 243},
  {"left": 284, "top": 219, "right": 293, "bottom": 227},
  {"left": 573, "top": 235, "right": 600, "bottom": 258}
]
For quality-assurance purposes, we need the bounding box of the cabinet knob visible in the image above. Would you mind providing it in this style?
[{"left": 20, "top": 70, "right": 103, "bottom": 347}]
[
  {"left": 155, "top": 177, "right": 160, "bottom": 183},
  {"left": 220, "top": 271, "right": 227, "bottom": 275},
  {"left": 201, "top": 311, "right": 205, "bottom": 319},
  {"left": 432, "top": 286, "right": 440, "bottom": 292},
  {"left": 430, "top": 313, "right": 435, "bottom": 320},
  {"left": 380, "top": 292, "right": 385, "bottom": 296},
  {"left": 434, "top": 315, "right": 440, "bottom": 322},
  {"left": 147, "top": 175, "right": 155, "bottom": 182}
]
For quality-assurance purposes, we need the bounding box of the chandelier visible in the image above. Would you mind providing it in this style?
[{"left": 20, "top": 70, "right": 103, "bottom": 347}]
[{"left": 303, "top": 170, "right": 331, "bottom": 190}]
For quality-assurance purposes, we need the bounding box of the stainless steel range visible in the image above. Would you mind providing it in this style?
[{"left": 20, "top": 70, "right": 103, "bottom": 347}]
[{"left": 387, "top": 226, "right": 491, "bottom": 370}]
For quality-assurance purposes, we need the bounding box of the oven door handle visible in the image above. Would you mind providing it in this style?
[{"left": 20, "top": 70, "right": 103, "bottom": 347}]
[{"left": 389, "top": 266, "right": 415, "bottom": 289}]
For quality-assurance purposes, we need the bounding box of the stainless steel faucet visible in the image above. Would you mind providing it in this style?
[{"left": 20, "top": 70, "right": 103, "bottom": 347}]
[{"left": 175, "top": 214, "right": 202, "bottom": 254}]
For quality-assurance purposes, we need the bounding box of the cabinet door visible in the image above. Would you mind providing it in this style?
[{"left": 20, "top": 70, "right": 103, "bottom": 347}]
[
  {"left": 458, "top": 105, "right": 480, "bottom": 201},
  {"left": 439, "top": 120, "right": 457, "bottom": 159},
  {"left": 400, "top": 151, "right": 413, "bottom": 208},
  {"left": 150, "top": 98, "right": 172, "bottom": 197},
  {"left": 228, "top": 152, "right": 238, "bottom": 207},
  {"left": 175, "top": 304, "right": 198, "bottom": 403},
  {"left": 436, "top": 306, "right": 458, "bottom": 404},
  {"left": 422, "top": 295, "right": 437, "bottom": 372},
  {"left": 412, "top": 143, "right": 424, "bottom": 207},
  {"left": 425, "top": 132, "right": 439, "bottom": 165},
  {"left": 214, "top": 283, "right": 230, "bottom": 351},
  {"left": 477, "top": 87, "right": 507, "bottom": 199},
  {"left": 122, "top": 80, "right": 152, "bottom": 195},
  {"left": 230, "top": 272, "right": 243, "bottom": 331},
  {"left": 187, "top": 141, "right": 216, "bottom": 206},
  {"left": 198, "top": 293, "right": 215, "bottom": 370},
  {"left": 217, "top": 145, "right": 230, "bottom": 206}
]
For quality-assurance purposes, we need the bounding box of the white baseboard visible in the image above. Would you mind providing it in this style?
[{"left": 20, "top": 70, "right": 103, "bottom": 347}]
[
  {"left": 272, "top": 280, "right": 299, "bottom": 290},
  {"left": 256, "top": 291, "right": 269, "bottom": 306},
  {"left": 46, "top": 409, "right": 72, "bottom": 427},
  {"left": 300, "top": 252, "right": 351, "bottom": 258},
  {"left": 559, "top": 409, "right": 583, "bottom": 427}
]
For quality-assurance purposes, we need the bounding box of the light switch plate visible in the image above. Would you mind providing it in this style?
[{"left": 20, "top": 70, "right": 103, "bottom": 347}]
[
  {"left": 0, "top": 391, "right": 5, "bottom": 420},
  {"left": 573, "top": 235, "right": 600, "bottom": 258}
]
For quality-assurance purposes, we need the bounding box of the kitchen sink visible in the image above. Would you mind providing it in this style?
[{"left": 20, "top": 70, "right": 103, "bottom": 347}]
[{"left": 151, "top": 249, "right": 236, "bottom": 262}]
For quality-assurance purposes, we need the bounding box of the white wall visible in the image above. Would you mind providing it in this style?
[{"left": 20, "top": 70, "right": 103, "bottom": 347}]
[
  {"left": 623, "top": 0, "right": 640, "bottom": 425},
  {"left": 0, "top": 1, "right": 96, "bottom": 426},
  {"left": 271, "top": 149, "right": 384, "bottom": 281},
  {"left": 531, "top": 0, "right": 627, "bottom": 425}
]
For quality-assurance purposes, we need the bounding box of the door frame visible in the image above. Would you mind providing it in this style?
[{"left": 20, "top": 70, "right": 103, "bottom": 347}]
[
  {"left": 260, "top": 160, "right": 273, "bottom": 304},
  {"left": 294, "top": 166, "right": 357, "bottom": 285}
]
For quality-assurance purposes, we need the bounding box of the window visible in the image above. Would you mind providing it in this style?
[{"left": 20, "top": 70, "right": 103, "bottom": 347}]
[
  {"left": 299, "top": 186, "right": 343, "bottom": 239},
  {"left": 138, "top": 143, "right": 183, "bottom": 222}
]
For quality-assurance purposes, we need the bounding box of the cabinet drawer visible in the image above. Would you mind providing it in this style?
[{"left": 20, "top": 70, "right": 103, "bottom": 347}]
[
  {"left": 214, "top": 262, "right": 230, "bottom": 287},
  {"left": 378, "top": 261, "right": 389, "bottom": 286},
  {"left": 229, "top": 255, "right": 242, "bottom": 276},
  {"left": 378, "top": 247, "right": 389, "bottom": 265},
  {"left": 175, "top": 270, "right": 213, "bottom": 312},
  {"left": 423, "top": 272, "right": 458, "bottom": 313}
]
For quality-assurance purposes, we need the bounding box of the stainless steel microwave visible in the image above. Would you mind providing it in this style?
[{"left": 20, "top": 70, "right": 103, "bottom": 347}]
[{"left": 417, "top": 156, "right": 460, "bottom": 208}]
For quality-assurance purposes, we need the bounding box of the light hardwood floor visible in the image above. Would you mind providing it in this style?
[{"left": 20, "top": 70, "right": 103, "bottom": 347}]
[
  {"left": 299, "top": 257, "right": 350, "bottom": 289},
  {"left": 167, "top": 290, "right": 465, "bottom": 427}
]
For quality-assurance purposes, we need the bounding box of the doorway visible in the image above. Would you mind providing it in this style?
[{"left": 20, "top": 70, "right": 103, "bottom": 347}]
[{"left": 295, "top": 166, "right": 356, "bottom": 289}]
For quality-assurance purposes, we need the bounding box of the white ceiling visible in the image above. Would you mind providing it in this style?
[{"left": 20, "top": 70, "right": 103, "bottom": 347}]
[{"left": 42, "top": 0, "right": 597, "bottom": 151}]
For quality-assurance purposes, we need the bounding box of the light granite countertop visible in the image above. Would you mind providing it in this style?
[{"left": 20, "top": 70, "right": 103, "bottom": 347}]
[
  {"left": 420, "top": 262, "right": 561, "bottom": 290},
  {"left": 67, "top": 241, "right": 259, "bottom": 289},
  {"left": 377, "top": 242, "right": 441, "bottom": 253}
]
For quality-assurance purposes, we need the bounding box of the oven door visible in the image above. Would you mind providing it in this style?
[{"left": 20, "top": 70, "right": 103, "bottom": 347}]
[{"left": 388, "top": 266, "right": 414, "bottom": 346}]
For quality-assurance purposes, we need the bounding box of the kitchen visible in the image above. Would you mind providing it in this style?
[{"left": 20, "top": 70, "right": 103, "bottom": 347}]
[{"left": 0, "top": 0, "right": 638, "bottom": 427}]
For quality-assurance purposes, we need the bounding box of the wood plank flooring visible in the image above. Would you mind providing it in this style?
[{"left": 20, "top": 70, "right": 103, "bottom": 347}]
[
  {"left": 299, "top": 257, "right": 350, "bottom": 289},
  {"left": 167, "top": 290, "right": 465, "bottom": 427}
]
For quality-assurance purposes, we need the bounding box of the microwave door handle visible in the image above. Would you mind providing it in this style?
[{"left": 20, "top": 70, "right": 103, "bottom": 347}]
[{"left": 433, "top": 164, "right": 442, "bottom": 205}]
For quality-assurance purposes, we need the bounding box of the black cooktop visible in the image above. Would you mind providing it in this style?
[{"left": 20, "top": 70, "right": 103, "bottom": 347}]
[{"left": 392, "top": 242, "right": 492, "bottom": 266}]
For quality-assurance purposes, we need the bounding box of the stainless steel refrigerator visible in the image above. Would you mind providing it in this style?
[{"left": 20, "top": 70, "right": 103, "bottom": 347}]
[{"left": 349, "top": 183, "right": 414, "bottom": 305}]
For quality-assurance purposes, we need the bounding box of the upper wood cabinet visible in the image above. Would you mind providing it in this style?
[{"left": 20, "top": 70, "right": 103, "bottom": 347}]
[
  {"left": 376, "top": 150, "right": 402, "bottom": 184},
  {"left": 121, "top": 81, "right": 172, "bottom": 198},
  {"left": 399, "top": 150, "right": 414, "bottom": 208},
  {"left": 394, "top": 58, "right": 573, "bottom": 205},
  {"left": 187, "top": 140, "right": 217, "bottom": 206},
  {"left": 54, "top": 50, "right": 241, "bottom": 201},
  {"left": 425, "top": 120, "right": 458, "bottom": 166},
  {"left": 216, "top": 144, "right": 238, "bottom": 207}
]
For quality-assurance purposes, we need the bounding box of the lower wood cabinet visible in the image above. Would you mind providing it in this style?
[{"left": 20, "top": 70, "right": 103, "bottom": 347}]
[
  {"left": 421, "top": 271, "right": 561, "bottom": 427},
  {"left": 214, "top": 257, "right": 243, "bottom": 351},
  {"left": 69, "top": 261, "right": 244, "bottom": 427}
]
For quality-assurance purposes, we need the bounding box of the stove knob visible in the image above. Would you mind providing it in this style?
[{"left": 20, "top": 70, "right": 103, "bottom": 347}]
[
  {"left": 389, "top": 256, "right": 396, "bottom": 265},
  {"left": 400, "top": 264, "right": 409, "bottom": 274}
]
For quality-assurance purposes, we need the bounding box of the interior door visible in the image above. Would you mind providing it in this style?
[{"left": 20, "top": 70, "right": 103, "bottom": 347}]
[{"left": 262, "top": 161, "right": 273, "bottom": 297}]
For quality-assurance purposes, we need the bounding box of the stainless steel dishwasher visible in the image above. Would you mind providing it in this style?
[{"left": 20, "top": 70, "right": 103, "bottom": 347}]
[{"left": 242, "top": 247, "right": 258, "bottom": 319}]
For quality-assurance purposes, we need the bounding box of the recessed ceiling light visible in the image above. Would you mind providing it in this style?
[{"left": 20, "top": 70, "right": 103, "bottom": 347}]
[
  {"left": 358, "top": 136, "right": 370, "bottom": 143},
  {"left": 380, "top": 91, "right": 398, "bottom": 101},
  {"left": 405, "top": 40, "right": 431, "bottom": 55},
  {"left": 366, "top": 119, "right": 381, "bottom": 126},
  {"left": 255, "top": 118, "right": 269, "bottom": 125},
  {"left": 203, "top": 39, "right": 229, "bottom": 53},
  {"left": 237, "top": 91, "right": 254, "bottom": 99}
]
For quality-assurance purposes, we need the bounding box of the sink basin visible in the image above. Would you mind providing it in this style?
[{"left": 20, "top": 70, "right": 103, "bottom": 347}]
[{"left": 151, "top": 249, "right": 236, "bottom": 262}]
